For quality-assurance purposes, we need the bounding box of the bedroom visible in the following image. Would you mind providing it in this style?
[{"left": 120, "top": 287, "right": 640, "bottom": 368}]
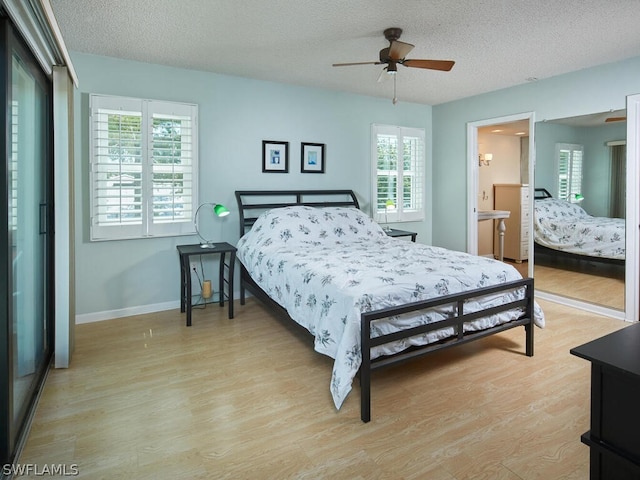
[{"left": 3, "top": 0, "right": 640, "bottom": 478}]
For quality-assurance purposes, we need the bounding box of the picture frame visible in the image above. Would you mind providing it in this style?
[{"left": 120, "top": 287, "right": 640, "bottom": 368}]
[
  {"left": 262, "top": 140, "right": 289, "bottom": 173},
  {"left": 301, "top": 142, "right": 325, "bottom": 173}
]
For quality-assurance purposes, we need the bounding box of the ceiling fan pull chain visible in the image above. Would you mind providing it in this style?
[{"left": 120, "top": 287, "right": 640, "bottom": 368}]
[{"left": 393, "top": 74, "right": 398, "bottom": 104}]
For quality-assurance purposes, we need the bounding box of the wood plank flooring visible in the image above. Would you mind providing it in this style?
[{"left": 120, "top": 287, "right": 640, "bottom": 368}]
[
  {"left": 505, "top": 260, "right": 624, "bottom": 311},
  {"left": 18, "top": 298, "right": 627, "bottom": 479},
  {"left": 534, "top": 264, "right": 624, "bottom": 311}
]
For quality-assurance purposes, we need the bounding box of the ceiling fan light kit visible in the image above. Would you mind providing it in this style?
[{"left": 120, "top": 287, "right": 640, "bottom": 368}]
[{"left": 332, "top": 28, "right": 455, "bottom": 104}]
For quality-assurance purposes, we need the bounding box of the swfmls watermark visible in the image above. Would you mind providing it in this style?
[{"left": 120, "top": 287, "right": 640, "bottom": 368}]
[{"left": 2, "top": 464, "right": 79, "bottom": 477}]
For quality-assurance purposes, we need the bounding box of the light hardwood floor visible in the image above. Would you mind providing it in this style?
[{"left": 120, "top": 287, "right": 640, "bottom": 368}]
[
  {"left": 534, "top": 264, "right": 625, "bottom": 311},
  {"left": 18, "top": 298, "right": 627, "bottom": 479},
  {"left": 506, "top": 260, "right": 624, "bottom": 311}
]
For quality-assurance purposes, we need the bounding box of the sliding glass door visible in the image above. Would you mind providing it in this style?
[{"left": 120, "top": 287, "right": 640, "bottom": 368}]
[{"left": 0, "top": 16, "right": 53, "bottom": 467}]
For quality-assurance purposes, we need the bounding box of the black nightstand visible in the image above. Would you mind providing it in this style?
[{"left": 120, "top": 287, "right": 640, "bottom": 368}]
[
  {"left": 385, "top": 228, "right": 417, "bottom": 242},
  {"left": 177, "top": 243, "right": 236, "bottom": 326}
]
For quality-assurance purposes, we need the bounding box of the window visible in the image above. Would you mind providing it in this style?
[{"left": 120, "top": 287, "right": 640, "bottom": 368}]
[
  {"left": 371, "top": 124, "right": 425, "bottom": 223},
  {"left": 556, "top": 143, "right": 583, "bottom": 202},
  {"left": 89, "top": 94, "right": 198, "bottom": 240}
]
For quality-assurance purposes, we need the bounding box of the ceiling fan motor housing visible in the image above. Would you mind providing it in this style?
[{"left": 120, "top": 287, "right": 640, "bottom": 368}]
[{"left": 383, "top": 27, "right": 403, "bottom": 42}]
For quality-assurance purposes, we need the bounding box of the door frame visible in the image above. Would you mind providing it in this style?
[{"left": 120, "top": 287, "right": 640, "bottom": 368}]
[
  {"left": 466, "top": 111, "right": 535, "bottom": 278},
  {"left": 624, "top": 93, "right": 640, "bottom": 321}
]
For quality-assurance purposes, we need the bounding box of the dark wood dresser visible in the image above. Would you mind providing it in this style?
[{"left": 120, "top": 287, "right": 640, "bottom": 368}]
[{"left": 570, "top": 322, "right": 640, "bottom": 479}]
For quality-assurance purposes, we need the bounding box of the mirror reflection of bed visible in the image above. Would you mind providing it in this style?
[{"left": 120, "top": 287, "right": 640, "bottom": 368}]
[{"left": 534, "top": 112, "right": 626, "bottom": 311}]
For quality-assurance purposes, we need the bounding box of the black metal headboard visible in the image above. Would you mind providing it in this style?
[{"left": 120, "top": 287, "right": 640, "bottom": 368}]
[
  {"left": 534, "top": 188, "right": 553, "bottom": 199},
  {"left": 235, "top": 190, "right": 360, "bottom": 237}
]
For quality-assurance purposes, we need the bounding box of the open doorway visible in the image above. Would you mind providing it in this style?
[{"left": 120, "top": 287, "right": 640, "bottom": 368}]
[{"left": 466, "top": 112, "right": 535, "bottom": 278}]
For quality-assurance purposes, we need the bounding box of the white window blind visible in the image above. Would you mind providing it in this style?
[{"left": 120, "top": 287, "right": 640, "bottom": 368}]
[
  {"left": 89, "top": 94, "right": 198, "bottom": 240},
  {"left": 556, "top": 143, "right": 583, "bottom": 202},
  {"left": 371, "top": 124, "right": 425, "bottom": 223}
]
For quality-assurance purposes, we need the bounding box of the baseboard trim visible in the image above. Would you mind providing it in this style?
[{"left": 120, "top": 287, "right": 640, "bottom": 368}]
[
  {"left": 75, "top": 300, "right": 180, "bottom": 324},
  {"left": 75, "top": 289, "right": 246, "bottom": 324}
]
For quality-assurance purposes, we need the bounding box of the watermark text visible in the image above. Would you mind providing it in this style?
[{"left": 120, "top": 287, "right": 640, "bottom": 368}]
[{"left": 2, "top": 463, "right": 79, "bottom": 477}]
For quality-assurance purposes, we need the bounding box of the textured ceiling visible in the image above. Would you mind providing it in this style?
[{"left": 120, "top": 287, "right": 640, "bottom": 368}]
[{"left": 49, "top": 0, "right": 640, "bottom": 105}]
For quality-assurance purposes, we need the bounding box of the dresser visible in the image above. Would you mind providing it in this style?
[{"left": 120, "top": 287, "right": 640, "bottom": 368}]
[
  {"left": 493, "top": 184, "right": 529, "bottom": 262},
  {"left": 570, "top": 323, "right": 640, "bottom": 479}
]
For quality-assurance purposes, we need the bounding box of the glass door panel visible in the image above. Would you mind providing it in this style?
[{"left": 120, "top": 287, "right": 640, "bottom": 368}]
[{"left": 9, "top": 51, "right": 48, "bottom": 429}]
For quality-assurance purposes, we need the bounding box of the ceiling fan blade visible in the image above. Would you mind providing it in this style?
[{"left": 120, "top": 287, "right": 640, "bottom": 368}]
[
  {"left": 332, "top": 61, "right": 381, "bottom": 67},
  {"left": 606, "top": 116, "right": 627, "bottom": 122},
  {"left": 388, "top": 40, "right": 414, "bottom": 60},
  {"left": 402, "top": 59, "right": 455, "bottom": 71}
]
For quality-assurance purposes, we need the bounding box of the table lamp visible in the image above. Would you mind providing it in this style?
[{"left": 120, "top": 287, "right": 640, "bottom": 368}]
[
  {"left": 384, "top": 199, "right": 395, "bottom": 232},
  {"left": 195, "top": 202, "right": 230, "bottom": 248}
]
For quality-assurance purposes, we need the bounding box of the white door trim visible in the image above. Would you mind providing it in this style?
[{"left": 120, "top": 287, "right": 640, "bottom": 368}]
[{"left": 625, "top": 93, "right": 640, "bottom": 322}]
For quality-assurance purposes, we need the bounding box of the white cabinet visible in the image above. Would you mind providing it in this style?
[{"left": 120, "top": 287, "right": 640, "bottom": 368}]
[{"left": 493, "top": 184, "right": 529, "bottom": 262}]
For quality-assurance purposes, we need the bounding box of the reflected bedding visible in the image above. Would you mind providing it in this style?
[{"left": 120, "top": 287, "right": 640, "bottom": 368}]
[{"left": 534, "top": 198, "right": 625, "bottom": 260}]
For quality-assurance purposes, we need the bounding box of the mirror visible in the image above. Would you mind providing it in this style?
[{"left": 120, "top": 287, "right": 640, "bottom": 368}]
[{"left": 533, "top": 110, "right": 626, "bottom": 311}]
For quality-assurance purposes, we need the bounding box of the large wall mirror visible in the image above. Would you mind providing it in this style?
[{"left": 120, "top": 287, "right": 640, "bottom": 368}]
[{"left": 534, "top": 110, "right": 627, "bottom": 314}]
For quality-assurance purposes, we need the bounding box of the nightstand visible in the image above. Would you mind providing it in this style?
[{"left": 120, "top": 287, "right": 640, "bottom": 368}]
[
  {"left": 177, "top": 243, "right": 236, "bottom": 326},
  {"left": 385, "top": 228, "right": 417, "bottom": 242}
]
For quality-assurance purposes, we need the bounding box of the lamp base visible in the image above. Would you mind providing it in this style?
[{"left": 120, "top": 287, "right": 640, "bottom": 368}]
[{"left": 200, "top": 243, "right": 216, "bottom": 249}]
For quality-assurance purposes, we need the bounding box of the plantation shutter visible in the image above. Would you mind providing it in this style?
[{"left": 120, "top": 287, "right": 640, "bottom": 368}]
[
  {"left": 90, "top": 95, "right": 198, "bottom": 241},
  {"left": 556, "top": 143, "right": 583, "bottom": 202},
  {"left": 372, "top": 124, "right": 425, "bottom": 223},
  {"left": 148, "top": 101, "right": 196, "bottom": 237}
]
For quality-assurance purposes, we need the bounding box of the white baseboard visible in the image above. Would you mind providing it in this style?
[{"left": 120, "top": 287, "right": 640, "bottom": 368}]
[
  {"left": 75, "top": 300, "right": 180, "bottom": 324},
  {"left": 75, "top": 288, "right": 246, "bottom": 324}
]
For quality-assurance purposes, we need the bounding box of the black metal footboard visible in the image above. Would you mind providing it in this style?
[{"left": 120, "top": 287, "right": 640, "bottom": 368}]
[{"left": 359, "top": 278, "right": 534, "bottom": 422}]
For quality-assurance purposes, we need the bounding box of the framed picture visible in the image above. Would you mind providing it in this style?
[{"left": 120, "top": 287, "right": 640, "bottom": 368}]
[
  {"left": 262, "top": 140, "right": 289, "bottom": 173},
  {"left": 301, "top": 142, "right": 325, "bottom": 173}
]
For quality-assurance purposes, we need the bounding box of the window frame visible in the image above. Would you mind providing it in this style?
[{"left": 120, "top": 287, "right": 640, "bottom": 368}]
[
  {"left": 371, "top": 124, "right": 425, "bottom": 224},
  {"left": 89, "top": 94, "right": 198, "bottom": 241}
]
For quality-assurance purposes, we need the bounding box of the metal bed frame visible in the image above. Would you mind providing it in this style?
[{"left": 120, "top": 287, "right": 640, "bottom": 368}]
[{"left": 235, "top": 189, "right": 535, "bottom": 422}]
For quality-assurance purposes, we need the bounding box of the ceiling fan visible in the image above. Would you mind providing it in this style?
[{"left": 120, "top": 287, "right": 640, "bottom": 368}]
[{"left": 332, "top": 28, "right": 455, "bottom": 104}]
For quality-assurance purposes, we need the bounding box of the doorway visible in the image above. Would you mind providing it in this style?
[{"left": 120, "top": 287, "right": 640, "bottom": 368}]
[{"left": 466, "top": 112, "right": 535, "bottom": 280}]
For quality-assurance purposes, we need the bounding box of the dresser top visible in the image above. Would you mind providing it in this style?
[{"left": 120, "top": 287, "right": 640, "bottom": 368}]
[{"left": 570, "top": 322, "right": 640, "bottom": 377}]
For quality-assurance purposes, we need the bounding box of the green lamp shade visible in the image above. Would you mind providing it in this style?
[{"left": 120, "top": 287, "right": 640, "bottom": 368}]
[
  {"left": 214, "top": 203, "right": 230, "bottom": 217},
  {"left": 385, "top": 199, "right": 395, "bottom": 209}
]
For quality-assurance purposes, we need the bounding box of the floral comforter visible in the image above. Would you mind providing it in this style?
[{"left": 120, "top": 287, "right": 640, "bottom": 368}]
[
  {"left": 237, "top": 206, "right": 545, "bottom": 409},
  {"left": 534, "top": 198, "right": 625, "bottom": 260}
]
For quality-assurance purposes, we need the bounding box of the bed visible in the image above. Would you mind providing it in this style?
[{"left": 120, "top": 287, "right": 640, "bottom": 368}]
[
  {"left": 534, "top": 188, "right": 625, "bottom": 264},
  {"left": 235, "top": 189, "right": 544, "bottom": 422}
]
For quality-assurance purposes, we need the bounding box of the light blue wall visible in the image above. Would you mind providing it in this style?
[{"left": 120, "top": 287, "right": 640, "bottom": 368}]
[
  {"left": 534, "top": 122, "right": 579, "bottom": 199},
  {"left": 71, "top": 52, "right": 433, "bottom": 317},
  {"left": 535, "top": 121, "right": 626, "bottom": 217},
  {"left": 432, "top": 56, "right": 640, "bottom": 250}
]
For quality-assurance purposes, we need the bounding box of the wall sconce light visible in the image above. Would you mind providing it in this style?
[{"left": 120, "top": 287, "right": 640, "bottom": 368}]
[{"left": 479, "top": 153, "right": 493, "bottom": 167}]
